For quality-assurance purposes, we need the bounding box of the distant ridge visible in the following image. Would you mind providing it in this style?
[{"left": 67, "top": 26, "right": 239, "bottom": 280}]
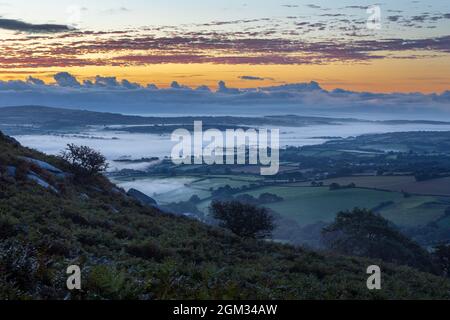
[{"left": 1, "top": 106, "right": 450, "bottom": 131}]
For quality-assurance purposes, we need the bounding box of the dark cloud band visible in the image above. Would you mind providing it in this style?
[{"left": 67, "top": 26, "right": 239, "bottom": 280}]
[{"left": 0, "top": 18, "right": 72, "bottom": 33}]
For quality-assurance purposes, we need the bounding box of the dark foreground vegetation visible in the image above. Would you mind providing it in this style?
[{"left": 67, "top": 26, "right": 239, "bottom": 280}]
[{"left": 1, "top": 131, "right": 450, "bottom": 299}]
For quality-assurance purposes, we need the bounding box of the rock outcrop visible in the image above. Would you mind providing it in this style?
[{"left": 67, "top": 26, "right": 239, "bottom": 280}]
[
  {"left": 127, "top": 188, "right": 158, "bottom": 207},
  {"left": 19, "top": 156, "right": 69, "bottom": 179}
]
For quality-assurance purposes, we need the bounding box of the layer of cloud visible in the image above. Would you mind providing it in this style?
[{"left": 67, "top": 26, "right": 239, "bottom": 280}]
[
  {"left": 1, "top": 32, "right": 448, "bottom": 69},
  {"left": 0, "top": 4, "right": 449, "bottom": 69},
  {"left": 0, "top": 72, "right": 448, "bottom": 116}
]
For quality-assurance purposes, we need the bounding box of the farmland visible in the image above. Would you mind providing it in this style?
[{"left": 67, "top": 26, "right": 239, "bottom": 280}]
[
  {"left": 196, "top": 185, "right": 448, "bottom": 227},
  {"left": 111, "top": 174, "right": 264, "bottom": 204},
  {"left": 320, "top": 176, "right": 450, "bottom": 197}
]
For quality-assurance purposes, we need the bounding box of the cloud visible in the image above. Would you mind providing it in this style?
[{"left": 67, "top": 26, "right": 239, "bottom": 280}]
[
  {"left": 0, "top": 10, "right": 448, "bottom": 70},
  {"left": 26, "top": 76, "right": 45, "bottom": 86},
  {"left": 0, "top": 18, "right": 72, "bottom": 33},
  {"left": 170, "top": 81, "right": 189, "bottom": 89},
  {"left": 197, "top": 18, "right": 270, "bottom": 27},
  {"left": 343, "top": 5, "right": 369, "bottom": 10},
  {"left": 101, "top": 7, "right": 131, "bottom": 15},
  {"left": 388, "top": 15, "right": 402, "bottom": 22},
  {"left": 239, "top": 75, "right": 274, "bottom": 81},
  {"left": 2, "top": 23, "right": 448, "bottom": 69},
  {"left": 387, "top": 12, "right": 450, "bottom": 28},
  {"left": 217, "top": 80, "right": 240, "bottom": 94},
  {"left": 54, "top": 72, "right": 81, "bottom": 87},
  {"left": 0, "top": 73, "right": 448, "bottom": 116}
]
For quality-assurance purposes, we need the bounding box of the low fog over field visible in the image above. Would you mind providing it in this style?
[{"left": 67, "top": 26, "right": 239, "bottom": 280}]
[{"left": 14, "top": 121, "right": 450, "bottom": 171}]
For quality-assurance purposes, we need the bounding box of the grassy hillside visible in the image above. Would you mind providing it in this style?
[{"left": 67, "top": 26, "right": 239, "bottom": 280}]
[{"left": 0, "top": 131, "right": 450, "bottom": 300}]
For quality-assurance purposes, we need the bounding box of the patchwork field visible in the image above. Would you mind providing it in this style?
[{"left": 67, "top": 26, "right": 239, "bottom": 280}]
[
  {"left": 320, "top": 176, "right": 450, "bottom": 197},
  {"left": 114, "top": 173, "right": 450, "bottom": 228},
  {"left": 198, "top": 185, "right": 449, "bottom": 227}
]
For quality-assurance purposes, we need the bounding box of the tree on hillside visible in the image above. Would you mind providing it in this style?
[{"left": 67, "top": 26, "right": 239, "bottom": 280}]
[
  {"left": 322, "top": 208, "right": 436, "bottom": 273},
  {"left": 61, "top": 144, "right": 108, "bottom": 176},
  {"left": 210, "top": 201, "right": 275, "bottom": 239}
]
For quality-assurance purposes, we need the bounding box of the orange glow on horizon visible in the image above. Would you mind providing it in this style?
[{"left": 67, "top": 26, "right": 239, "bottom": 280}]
[{"left": 0, "top": 56, "right": 449, "bottom": 94}]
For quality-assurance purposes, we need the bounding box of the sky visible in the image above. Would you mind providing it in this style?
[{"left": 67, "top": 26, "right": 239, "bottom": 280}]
[{"left": 0, "top": 0, "right": 449, "bottom": 93}]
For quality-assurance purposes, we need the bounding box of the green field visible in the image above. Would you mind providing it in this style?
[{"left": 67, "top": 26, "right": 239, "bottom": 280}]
[
  {"left": 188, "top": 175, "right": 262, "bottom": 191},
  {"left": 199, "top": 186, "right": 448, "bottom": 227},
  {"left": 319, "top": 176, "right": 450, "bottom": 197}
]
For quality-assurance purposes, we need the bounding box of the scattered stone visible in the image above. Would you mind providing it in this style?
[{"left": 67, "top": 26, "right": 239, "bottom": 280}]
[
  {"left": 5, "top": 165, "right": 58, "bottom": 193},
  {"left": 27, "top": 173, "right": 59, "bottom": 193}
]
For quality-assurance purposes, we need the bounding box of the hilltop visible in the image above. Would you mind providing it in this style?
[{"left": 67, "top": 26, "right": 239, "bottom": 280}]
[{"left": 0, "top": 130, "right": 449, "bottom": 299}]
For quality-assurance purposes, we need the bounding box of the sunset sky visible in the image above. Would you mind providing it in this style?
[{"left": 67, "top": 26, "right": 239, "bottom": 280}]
[{"left": 0, "top": 0, "right": 449, "bottom": 93}]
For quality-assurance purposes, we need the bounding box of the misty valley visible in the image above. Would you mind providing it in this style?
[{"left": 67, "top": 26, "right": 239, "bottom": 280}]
[
  {"left": 1, "top": 106, "right": 450, "bottom": 250},
  {"left": 1, "top": 103, "right": 450, "bottom": 301}
]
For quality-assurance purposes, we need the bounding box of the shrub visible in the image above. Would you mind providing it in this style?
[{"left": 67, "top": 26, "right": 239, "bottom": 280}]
[
  {"left": 0, "top": 240, "right": 40, "bottom": 292},
  {"left": 61, "top": 144, "right": 108, "bottom": 176},
  {"left": 189, "top": 195, "right": 201, "bottom": 204},
  {"left": 85, "top": 266, "right": 140, "bottom": 300},
  {"left": 126, "top": 241, "right": 170, "bottom": 262},
  {"left": 209, "top": 201, "right": 275, "bottom": 239},
  {"left": 0, "top": 214, "right": 19, "bottom": 239}
]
